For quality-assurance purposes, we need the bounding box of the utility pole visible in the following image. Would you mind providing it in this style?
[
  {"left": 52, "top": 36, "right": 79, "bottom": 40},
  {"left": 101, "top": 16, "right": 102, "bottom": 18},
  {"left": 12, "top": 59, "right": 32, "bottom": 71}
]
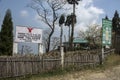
[{"left": 67, "top": 0, "right": 82, "bottom": 50}]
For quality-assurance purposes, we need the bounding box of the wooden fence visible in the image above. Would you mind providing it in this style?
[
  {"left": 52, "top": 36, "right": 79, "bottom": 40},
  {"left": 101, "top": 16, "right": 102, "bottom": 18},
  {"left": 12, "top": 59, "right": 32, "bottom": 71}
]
[
  {"left": 64, "top": 53, "right": 100, "bottom": 68},
  {"left": 0, "top": 53, "right": 100, "bottom": 78},
  {"left": 0, "top": 56, "right": 60, "bottom": 78}
]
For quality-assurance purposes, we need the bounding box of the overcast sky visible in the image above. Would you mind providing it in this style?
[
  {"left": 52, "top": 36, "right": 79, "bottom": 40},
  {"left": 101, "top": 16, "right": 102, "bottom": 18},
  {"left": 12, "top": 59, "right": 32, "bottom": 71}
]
[{"left": 0, "top": 0, "right": 120, "bottom": 53}]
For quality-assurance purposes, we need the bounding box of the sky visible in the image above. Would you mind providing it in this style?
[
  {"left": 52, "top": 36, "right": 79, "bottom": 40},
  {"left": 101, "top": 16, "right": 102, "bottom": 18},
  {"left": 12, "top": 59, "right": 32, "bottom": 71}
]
[{"left": 0, "top": 0, "right": 120, "bottom": 54}]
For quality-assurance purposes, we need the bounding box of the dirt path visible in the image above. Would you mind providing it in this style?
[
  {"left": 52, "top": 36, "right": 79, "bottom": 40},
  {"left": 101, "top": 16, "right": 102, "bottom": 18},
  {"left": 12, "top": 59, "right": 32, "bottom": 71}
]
[{"left": 30, "top": 65, "right": 120, "bottom": 80}]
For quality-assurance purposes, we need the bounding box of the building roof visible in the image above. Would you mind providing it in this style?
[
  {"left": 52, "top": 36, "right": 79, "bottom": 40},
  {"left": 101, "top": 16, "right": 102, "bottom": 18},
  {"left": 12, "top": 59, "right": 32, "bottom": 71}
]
[
  {"left": 63, "top": 38, "right": 88, "bottom": 44},
  {"left": 73, "top": 38, "right": 88, "bottom": 43}
]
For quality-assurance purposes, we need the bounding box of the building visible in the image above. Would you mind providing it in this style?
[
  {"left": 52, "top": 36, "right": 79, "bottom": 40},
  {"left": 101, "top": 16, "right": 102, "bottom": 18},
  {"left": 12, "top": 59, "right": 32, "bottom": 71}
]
[{"left": 63, "top": 38, "right": 89, "bottom": 51}]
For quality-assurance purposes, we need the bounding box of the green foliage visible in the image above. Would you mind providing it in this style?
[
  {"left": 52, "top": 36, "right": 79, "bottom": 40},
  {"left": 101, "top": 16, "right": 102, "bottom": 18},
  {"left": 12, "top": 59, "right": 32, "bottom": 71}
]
[
  {"left": 67, "top": 0, "right": 80, "bottom": 5},
  {"left": 0, "top": 9, "right": 13, "bottom": 56},
  {"left": 105, "top": 15, "right": 109, "bottom": 20},
  {"left": 65, "top": 14, "right": 76, "bottom": 27},
  {"left": 59, "top": 14, "right": 65, "bottom": 26},
  {"left": 112, "top": 10, "right": 120, "bottom": 33}
]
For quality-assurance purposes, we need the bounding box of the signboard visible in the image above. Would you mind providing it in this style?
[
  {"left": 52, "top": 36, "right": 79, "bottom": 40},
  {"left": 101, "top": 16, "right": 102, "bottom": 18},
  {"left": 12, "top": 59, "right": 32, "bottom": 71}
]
[
  {"left": 15, "top": 26, "right": 42, "bottom": 43},
  {"left": 102, "top": 19, "right": 112, "bottom": 46}
]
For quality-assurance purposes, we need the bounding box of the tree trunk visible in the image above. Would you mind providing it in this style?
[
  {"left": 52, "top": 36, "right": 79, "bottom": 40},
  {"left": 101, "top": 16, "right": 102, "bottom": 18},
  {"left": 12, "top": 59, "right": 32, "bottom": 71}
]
[
  {"left": 46, "top": 29, "right": 54, "bottom": 52},
  {"left": 60, "top": 25, "right": 63, "bottom": 51},
  {"left": 68, "top": 26, "right": 71, "bottom": 46}
]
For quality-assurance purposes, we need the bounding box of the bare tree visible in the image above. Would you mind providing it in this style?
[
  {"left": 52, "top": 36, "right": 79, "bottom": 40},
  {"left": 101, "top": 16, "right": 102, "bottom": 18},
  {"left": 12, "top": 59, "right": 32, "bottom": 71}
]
[
  {"left": 23, "top": 45, "right": 33, "bottom": 54},
  {"left": 78, "top": 24, "right": 102, "bottom": 49},
  {"left": 19, "top": 45, "right": 33, "bottom": 55},
  {"left": 43, "top": 29, "right": 60, "bottom": 51},
  {"left": 42, "top": 28, "right": 51, "bottom": 52},
  {"left": 51, "top": 37, "right": 60, "bottom": 50},
  {"left": 29, "top": 0, "right": 66, "bottom": 52}
]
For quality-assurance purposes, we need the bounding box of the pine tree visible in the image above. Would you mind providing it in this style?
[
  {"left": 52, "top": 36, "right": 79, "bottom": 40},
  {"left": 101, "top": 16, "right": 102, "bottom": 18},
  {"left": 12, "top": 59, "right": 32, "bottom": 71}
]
[
  {"left": 105, "top": 15, "right": 109, "bottom": 20},
  {"left": 112, "top": 10, "right": 120, "bottom": 53},
  {"left": 0, "top": 9, "right": 13, "bottom": 55},
  {"left": 112, "top": 10, "right": 120, "bottom": 33}
]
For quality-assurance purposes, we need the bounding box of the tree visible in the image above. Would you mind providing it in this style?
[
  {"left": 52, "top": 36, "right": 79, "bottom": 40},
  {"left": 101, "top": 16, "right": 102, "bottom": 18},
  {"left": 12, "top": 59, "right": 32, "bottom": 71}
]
[
  {"left": 105, "top": 15, "right": 109, "bottom": 20},
  {"left": 22, "top": 45, "right": 33, "bottom": 54},
  {"left": 78, "top": 24, "right": 101, "bottom": 49},
  {"left": 51, "top": 37, "right": 60, "bottom": 50},
  {"left": 29, "top": 0, "right": 66, "bottom": 52},
  {"left": 112, "top": 10, "right": 120, "bottom": 33},
  {"left": 67, "top": 0, "right": 81, "bottom": 49},
  {"left": 65, "top": 15, "right": 72, "bottom": 43},
  {"left": 42, "top": 28, "right": 51, "bottom": 52},
  {"left": 112, "top": 10, "right": 120, "bottom": 49},
  {"left": 0, "top": 9, "right": 13, "bottom": 55},
  {"left": 43, "top": 29, "right": 60, "bottom": 52},
  {"left": 65, "top": 14, "right": 76, "bottom": 48},
  {"left": 59, "top": 14, "right": 65, "bottom": 51}
]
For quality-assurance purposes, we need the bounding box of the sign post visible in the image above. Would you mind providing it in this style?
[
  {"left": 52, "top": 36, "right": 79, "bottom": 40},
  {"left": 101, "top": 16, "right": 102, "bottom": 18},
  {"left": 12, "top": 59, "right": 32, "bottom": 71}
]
[
  {"left": 102, "top": 19, "right": 112, "bottom": 64},
  {"left": 13, "top": 42, "right": 18, "bottom": 55}
]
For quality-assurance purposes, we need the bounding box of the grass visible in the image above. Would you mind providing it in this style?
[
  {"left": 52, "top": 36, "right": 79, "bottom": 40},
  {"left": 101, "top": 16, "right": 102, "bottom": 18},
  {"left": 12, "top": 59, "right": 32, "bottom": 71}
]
[
  {"left": 1, "top": 53, "right": 120, "bottom": 80},
  {"left": 105, "top": 54, "right": 120, "bottom": 66},
  {"left": 0, "top": 69, "right": 68, "bottom": 80},
  {"left": 94, "top": 53, "right": 120, "bottom": 71}
]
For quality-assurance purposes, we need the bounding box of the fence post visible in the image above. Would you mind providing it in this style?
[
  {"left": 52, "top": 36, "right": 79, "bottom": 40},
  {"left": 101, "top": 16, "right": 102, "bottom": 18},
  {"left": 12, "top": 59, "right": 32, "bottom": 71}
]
[
  {"left": 102, "top": 48, "right": 104, "bottom": 59},
  {"left": 100, "top": 47, "right": 104, "bottom": 64},
  {"left": 61, "top": 46, "right": 64, "bottom": 69},
  {"left": 41, "top": 55, "right": 44, "bottom": 71}
]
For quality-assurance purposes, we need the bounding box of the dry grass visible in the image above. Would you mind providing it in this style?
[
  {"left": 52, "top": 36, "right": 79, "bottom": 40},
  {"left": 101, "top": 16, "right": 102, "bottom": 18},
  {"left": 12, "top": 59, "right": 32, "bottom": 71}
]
[
  {"left": 28, "top": 65, "right": 120, "bottom": 80},
  {"left": 30, "top": 54, "right": 120, "bottom": 80},
  {"left": 1, "top": 53, "right": 120, "bottom": 80}
]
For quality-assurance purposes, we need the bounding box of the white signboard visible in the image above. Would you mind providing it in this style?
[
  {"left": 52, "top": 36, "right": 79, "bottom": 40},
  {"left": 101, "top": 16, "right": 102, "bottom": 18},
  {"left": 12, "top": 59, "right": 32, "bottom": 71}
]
[{"left": 15, "top": 26, "right": 42, "bottom": 43}]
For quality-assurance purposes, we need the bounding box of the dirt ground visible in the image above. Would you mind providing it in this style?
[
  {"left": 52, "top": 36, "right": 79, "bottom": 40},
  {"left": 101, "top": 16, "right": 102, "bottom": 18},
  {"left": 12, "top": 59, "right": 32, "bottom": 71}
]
[{"left": 30, "top": 65, "right": 120, "bottom": 80}]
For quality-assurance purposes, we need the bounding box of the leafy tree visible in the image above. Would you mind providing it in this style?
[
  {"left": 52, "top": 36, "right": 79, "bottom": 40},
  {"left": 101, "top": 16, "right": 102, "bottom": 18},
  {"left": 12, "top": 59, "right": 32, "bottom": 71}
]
[
  {"left": 67, "top": 0, "right": 80, "bottom": 49},
  {"left": 29, "top": 0, "right": 66, "bottom": 52},
  {"left": 59, "top": 14, "right": 65, "bottom": 51},
  {"left": 0, "top": 9, "right": 13, "bottom": 55}
]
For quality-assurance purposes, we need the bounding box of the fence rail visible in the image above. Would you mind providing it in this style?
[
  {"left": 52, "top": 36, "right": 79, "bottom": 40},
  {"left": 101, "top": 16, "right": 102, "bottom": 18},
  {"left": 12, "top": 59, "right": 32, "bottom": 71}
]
[
  {"left": 0, "top": 51, "right": 110, "bottom": 78},
  {"left": 104, "top": 49, "right": 115, "bottom": 57},
  {"left": 0, "top": 56, "right": 60, "bottom": 78},
  {"left": 64, "top": 54, "right": 100, "bottom": 67}
]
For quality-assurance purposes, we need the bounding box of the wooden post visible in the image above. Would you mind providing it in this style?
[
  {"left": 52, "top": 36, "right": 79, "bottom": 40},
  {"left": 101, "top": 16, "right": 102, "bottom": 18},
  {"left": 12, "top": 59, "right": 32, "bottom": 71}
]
[
  {"left": 38, "top": 43, "right": 43, "bottom": 55},
  {"left": 61, "top": 46, "right": 64, "bottom": 69},
  {"left": 13, "top": 42, "right": 18, "bottom": 55},
  {"left": 101, "top": 47, "right": 104, "bottom": 64}
]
